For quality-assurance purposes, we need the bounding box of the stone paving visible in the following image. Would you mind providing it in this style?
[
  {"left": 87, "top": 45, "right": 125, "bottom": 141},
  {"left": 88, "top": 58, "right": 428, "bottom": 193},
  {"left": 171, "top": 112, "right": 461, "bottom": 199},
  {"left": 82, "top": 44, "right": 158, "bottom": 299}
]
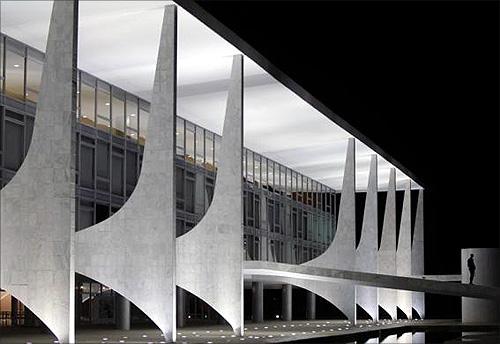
[
  {"left": 1, "top": 319, "right": 497, "bottom": 344},
  {"left": 0, "top": 319, "right": 423, "bottom": 344}
]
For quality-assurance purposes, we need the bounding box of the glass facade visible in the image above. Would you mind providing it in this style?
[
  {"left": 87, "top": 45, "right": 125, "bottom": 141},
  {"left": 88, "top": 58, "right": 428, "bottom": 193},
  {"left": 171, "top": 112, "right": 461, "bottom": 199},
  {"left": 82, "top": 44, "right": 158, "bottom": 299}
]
[{"left": 0, "top": 33, "right": 338, "bottom": 325}]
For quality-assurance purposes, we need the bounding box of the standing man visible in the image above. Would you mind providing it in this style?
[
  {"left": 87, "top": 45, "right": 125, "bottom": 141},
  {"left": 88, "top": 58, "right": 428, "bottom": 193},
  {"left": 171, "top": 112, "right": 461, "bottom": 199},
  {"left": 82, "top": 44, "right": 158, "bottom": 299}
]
[{"left": 467, "top": 254, "right": 476, "bottom": 284}]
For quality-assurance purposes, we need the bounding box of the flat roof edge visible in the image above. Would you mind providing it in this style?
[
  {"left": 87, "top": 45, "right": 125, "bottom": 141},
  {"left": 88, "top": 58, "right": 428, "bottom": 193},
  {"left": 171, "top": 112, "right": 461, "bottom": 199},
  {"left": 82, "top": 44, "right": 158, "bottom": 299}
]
[{"left": 173, "top": 0, "right": 424, "bottom": 189}]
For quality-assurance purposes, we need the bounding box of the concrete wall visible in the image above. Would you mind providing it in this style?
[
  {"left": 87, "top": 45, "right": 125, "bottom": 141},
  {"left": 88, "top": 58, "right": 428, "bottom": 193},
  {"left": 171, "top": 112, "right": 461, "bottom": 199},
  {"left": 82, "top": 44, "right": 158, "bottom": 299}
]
[
  {"left": 0, "top": 1, "right": 77, "bottom": 342},
  {"left": 378, "top": 168, "right": 397, "bottom": 319},
  {"left": 76, "top": 6, "right": 177, "bottom": 341},
  {"left": 412, "top": 190, "right": 425, "bottom": 318},
  {"left": 461, "top": 248, "right": 500, "bottom": 322},
  {"left": 300, "top": 138, "right": 356, "bottom": 322},
  {"left": 355, "top": 155, "right": 379, "bottom": 321},
  {"left": 396, "top": 180, "right": 412, "bottom": 319},
  {"left": 176, "top": 55, "right": 244, "bottom": 336}
]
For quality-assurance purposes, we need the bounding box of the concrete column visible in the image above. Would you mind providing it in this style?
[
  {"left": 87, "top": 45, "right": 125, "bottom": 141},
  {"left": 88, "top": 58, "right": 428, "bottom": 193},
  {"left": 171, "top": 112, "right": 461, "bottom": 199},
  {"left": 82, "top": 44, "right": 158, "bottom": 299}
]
[
  {"left": 300, "top": 138, "right": 356, "bottom": 323},
  {"left": 306, "top": 292, "right": 316, "bottom": 320},
  {"left": 412, "top": 189, "right": 425, "bottom": 318},
  {"left": 75, "top": 6, "right": 178, "bottom": 341},
  {"left": 0, "top": 1, "right": 77, "bottom": 342},
  {"left": 378, "top": 168, "right": 397, "bottom": 320},
  {"left": 177, "top": 287, "right": 186, "bottom": 328},
  {"left": 281, "top": 284, "right": 292, "bottom": 321},
  {"left": 396, "top": 180, "right": 412, "bottom": 319},
  {"left": 355, "top": 155, "right": 378, "bottom": 322},
  {"left": 176, "top": 55, "right": 245, "bottom": 336},
  {"left": 115, "top": 294, "right": 130, "bottom": 331},
  {"left": 252, "top": 282, "right": 263, "bottom": 323}
]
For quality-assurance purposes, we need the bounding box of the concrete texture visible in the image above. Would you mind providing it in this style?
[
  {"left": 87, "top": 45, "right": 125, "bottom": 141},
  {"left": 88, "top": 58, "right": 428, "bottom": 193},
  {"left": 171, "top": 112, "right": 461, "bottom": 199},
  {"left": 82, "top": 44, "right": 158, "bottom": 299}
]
[
  {"left": 0, "top": 1, "right": 77, "bottom": 342},
  {"left": 244, "top": 261, "right": 500, "bottom": 299},
  {"left": 282, "top": 284, "right": 292, "bottom": 321},
  {"left": 298, "top": 138, "right": 356, "bottom": 322},
  {"left": 253, "top": 282, "right": 264, "bottom": 323},
  {"left": 461, "top": 248, "right": 500, "bottom": 322},
  {"left": 75, "top": 6, "right": 177, "bottom": 341},
  {"left": 378, "top": 168, "right": 397, "bottom": 319},
  {"left": 306, "top": 291, "right": 316, "bottom": 320},
  {"left": 355, "top": 155, "right": 379, "bottom": 321},
  {"left": 115, "top": 294, "right": 130, "bottom": 331},
  {"left": 176, "top": 55, "right": 244, "bottom": 336},
  {"left": 412, "top": 190, "right": 425, "bottom": 318},
  {"left": 397, "top": 180, "right": 412, "bottom": 319}
]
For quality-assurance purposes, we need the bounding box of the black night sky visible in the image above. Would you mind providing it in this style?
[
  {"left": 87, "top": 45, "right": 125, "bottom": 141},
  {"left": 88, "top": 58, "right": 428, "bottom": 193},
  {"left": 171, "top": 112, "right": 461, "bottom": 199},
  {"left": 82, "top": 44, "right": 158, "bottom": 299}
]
[{"left": 191, "top": 1, "right": 499, "bottom": 280}]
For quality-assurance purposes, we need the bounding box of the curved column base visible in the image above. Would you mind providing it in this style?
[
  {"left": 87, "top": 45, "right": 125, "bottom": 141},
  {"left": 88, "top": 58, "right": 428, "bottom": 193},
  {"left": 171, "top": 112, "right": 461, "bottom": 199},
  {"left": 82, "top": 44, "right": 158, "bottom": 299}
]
[
  {"left": 356, "top": 285, "right": 378, "bottom": 321},
  {"left": 378, "top": 288, "right": 397, "bottom": 320},
  {"left": 412, "top": 291, "right": 425, "bottom": 319}
]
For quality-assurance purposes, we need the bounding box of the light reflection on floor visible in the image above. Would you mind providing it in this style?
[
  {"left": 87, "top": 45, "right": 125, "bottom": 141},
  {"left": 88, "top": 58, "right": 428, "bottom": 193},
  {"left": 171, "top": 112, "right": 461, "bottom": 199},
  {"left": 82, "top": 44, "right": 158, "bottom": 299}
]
[{"left": 0, "top": 319, "right": 462, "bottom": 344}]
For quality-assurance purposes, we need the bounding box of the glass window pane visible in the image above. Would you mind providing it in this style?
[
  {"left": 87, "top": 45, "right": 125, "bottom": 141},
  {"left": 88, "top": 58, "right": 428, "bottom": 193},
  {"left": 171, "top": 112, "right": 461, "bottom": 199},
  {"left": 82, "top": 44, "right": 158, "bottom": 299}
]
[
  {"left": 139, "top": 101, "right": 150, "bottom": 145},
  {"left": 176, "top": 117, "right": 185, "bottom": 157},
  {"left": 26, "top": 54, "right": 43, "bottom": 103},
  {"left": 111, "top": 89, "right": 125, "bottom": 137},
  {"left": 5, "top": 45, "right": 25, "bottom": 101},
  {"left": 242, "top": 149, "right": 247, "bottom": 181},
  {"left": 0, "top": 38, "right": 4, "bottom": 93},
  {"left": 80, "top": 81, "right": 95, "bottom": 127},
  {"left": 185, "top": 122, "right": 195, "bottom": 164},
  {"left": 254, "top": 154, "right": 261, "bottom": 187},
  {"left": 112, "top": 154, "right": 124, "bottom": 195},
  {"left": 4, "top": 120, "right": 24, "bottom": 170},
  {"left": 205, "top": 131, "right": 214, "bottom": 171},
  {"left": 268, "top": 161, "right": 274, "bottom": 190},
  {"left": 261, "top": 158, "right": 267, "bottom": 189},
  {"left": 96, "top": 81, "right": 111, "bottom": 132},
  {"left": 247, "top": 151, "right": 254, "bottom": 184},
  {"left": 126, "top": 95, "right": 138, "bottom": 140},
  {"left": 280, "top": 165, "right": 286, "bottom": 193},
  {"left": 214, "top": 134, "right": 221, "bottom": 170},
  {"left": 195, "top": 126, "right": 204, "bottom": 165}
]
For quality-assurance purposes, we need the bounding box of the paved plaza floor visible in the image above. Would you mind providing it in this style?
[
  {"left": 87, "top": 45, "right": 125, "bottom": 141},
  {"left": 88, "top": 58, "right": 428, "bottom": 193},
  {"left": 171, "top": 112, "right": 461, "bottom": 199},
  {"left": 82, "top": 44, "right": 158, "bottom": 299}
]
[{"left": 1, "top": 319, "right": 499, "bottom": 344}]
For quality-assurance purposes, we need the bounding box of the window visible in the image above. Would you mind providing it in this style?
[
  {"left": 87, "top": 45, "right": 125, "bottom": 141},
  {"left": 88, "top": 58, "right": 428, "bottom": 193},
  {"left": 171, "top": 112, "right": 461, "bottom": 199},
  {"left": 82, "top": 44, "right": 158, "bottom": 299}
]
[
  {"left": 111, "top": 89, "right": 125, "bottom": 137},
  {"left": 5, "top": 41, "right": 25, "bottom": 101},
  {"left": 247, "top": 151, "right": 254, "bottom": 184},
  {"left": 214, "top": 135, "right": 221, "bottom": 170},
  {"left": 126, "top": 96, "right": 138, "bottom": 141},
  {"left": 79, "top": 200, "right": 94, "bottom": 230},
  {"left": 4, "top": 120, "right": 24, "bottom": 170},
  {"left": 126, "top": 150, "right": 137, "bottom": 196},
  {"left": 176, "top": 166, "right": 185, "bottom": 210},
  {"left": 111, "top": 153, "right": 124, "bottom": 196},
  {"left": 254, "top": 154, "right": 261, "bottom": 187},
  {"left": 185, "top": 177, "right": 195, "bottom": 213},
  {"left": 26, "top": 50, "right": 43, "bottom": 103},
  {"left": 96, "top": 141, "right": 110, "bottom": 191},
  {"left": 195, "top": 126, "right": 204, "bottom": 165},
  {"left": 96, "top": 81, "right": 111, "bottom": 132},
  {"left": 139, "top": 101, "right": 149, "bottom": 145},
  {"left": 0, "top": 37, "right": 4, "bottom": 93},
  {"left": 80, "top": 145, "right": 95, "bottom": 189},
  {"left": 176, "top": 117, "right": 185, "bottom": 157},
  {"left": 261, "top": 158, "right": 267, "bottom": 189},
  {"left": 80, "top": 79, "right": 96, "bottom": 127},
  {"left": 205, "top": 131, "right": 214, "bottom": 171},
  {"left": 185, "top": 122, "right": 195, "bottom": 163}
]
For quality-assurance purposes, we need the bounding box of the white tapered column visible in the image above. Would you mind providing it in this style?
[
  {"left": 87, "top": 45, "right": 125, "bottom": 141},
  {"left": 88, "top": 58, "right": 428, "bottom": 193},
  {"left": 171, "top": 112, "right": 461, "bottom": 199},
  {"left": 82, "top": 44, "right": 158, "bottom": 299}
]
[
  {"left": 412, "top": 189, "right": 425, "bottom": 318},
  {"left": 300, "top": 138, "right": 356, "bottom": 322},
  {"left": 0, "top": 1, "right": 77, "bottom": 342},
  {"left": 378, "top": 168, "right": 397, "bottom": 320},
  {"left": 355, "top": 155, "right": 378, "bottom": 321},
  {"left": 397, "top": 180, "right": 412, "bottom": 319},
  {"left": 176, "top": 55, "right": 244, "bottom": 336},
  {"left": 76, "top": 6, "right": 177, "bottom": 341}
]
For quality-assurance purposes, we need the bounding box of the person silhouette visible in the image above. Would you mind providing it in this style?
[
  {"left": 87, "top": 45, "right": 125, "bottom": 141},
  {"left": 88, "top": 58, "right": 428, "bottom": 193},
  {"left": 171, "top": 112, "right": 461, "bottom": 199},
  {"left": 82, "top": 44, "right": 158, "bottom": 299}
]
[{"left": 467, "top": 253, "right": 476, "bottom": 284}]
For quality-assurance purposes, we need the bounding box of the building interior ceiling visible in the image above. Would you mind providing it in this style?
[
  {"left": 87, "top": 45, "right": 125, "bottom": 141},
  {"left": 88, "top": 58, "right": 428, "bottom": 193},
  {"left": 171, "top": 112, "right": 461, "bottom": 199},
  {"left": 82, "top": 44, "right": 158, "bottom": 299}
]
[{"left": 0, "top": 0, "right": 420, "bottom": 191}]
